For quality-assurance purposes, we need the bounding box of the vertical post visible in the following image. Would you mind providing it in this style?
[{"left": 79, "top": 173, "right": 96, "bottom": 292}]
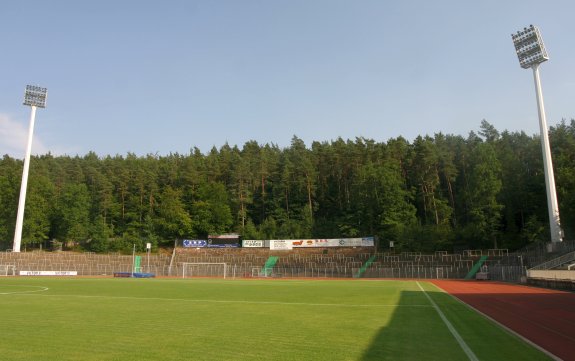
[
  {"left": 532, "top": 65, "right": 563, "bottom": 243},
  {"left": 146, "top": 242, "right": 151, "bottom": 271},
  {"left": 131, "top": 244, "right": 136, "bottom": 277},
  {"left": 512, "top": 25, "right": 562, "bottom": 243},
  {"left": 13, "top": 105, "right": 38, "bottom": 252}
]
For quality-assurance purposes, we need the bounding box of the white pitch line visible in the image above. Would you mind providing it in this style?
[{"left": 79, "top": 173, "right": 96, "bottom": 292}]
[
  {"left": 416, "top": 281, "right": 479, "bottom": 361},
  {"left": 0, "top": 285, "right": 49, "bottom": 295},
  {"left": 7, "top": 292, "right": 433, "bottom": 309},
  {"left": 429, "top": 283, "right": 562, "bottom": 361}
]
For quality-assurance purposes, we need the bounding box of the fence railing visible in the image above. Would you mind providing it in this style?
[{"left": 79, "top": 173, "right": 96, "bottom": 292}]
[
  {"left": 508, "top": 239, "right": 575, "bottom": 269},
  {"left": 529, "top": 250, "right": 575, "bottom": 270},
  {"left": 1, "top": 250, "right": 520, "bottom": 280},
  {"left": 485, "top": 265, "right": 527, "bottom": 283}
]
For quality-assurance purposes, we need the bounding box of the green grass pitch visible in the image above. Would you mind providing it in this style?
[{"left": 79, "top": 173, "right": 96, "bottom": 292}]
[{"left": 0, "top": 278, "right": 552, "bottom": 361}]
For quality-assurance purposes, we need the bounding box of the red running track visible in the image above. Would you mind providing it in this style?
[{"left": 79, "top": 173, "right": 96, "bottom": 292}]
[{"left": 431, "top": 280, "right": 575, "bottom": 361}]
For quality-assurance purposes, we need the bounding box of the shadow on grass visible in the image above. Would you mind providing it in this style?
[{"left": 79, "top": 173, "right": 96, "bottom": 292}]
[
  {"left": 444, "top": 286, "right": 575, "bottom": 361},
  {"left": 359, "top": 290, "right": 466, "bottom": 361},
  {"left": 359, "top": 286, "right": 566, "bottom": 361}
]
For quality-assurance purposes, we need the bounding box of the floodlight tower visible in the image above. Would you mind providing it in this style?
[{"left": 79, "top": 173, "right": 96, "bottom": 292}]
[
  {"left": 12, "top": 85, "right": 47, "bottom": 252},
  {"left": 512, "top": 25, "right": 562, "bottom": 243}
]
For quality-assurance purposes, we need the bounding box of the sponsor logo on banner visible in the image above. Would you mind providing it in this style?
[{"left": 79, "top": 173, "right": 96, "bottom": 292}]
[
  {"left": 292, "top": 239, "right": 324, "bottom": 247},
  {"left": 270, "top": 240, "right": 293, "bottom": 250},
  {"left": 207, "top": 243, "right": 240, "bottom": 248},
  {"left": 207, "top": 234, "right": 241, "bottom": 247},
  {"left": 326, "top": 239, "right": 348, "bottom": 247},
  {"left": 286, "top": 237, "right": 376, "bottom": 248},
  {"left": 347, "top": 238, "right": 363, "bottom": 247},
  {"left": 183, "top": 239, "right": 207, "bottom": 248},
  {"left": 19, "top": 271, "right": 78, "bottom": 276},
  {"left": 362, "top": 237, "right": 375, "bottom": 247},
  {"left": 243, "top": 240, "right": 264, "bottom": 248},
  {"left": 247, "top": 237, "right": 375, "bottom": 249}
]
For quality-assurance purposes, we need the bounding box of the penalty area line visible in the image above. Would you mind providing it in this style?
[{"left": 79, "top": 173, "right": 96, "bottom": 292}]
[{"left": 416, "top": 281, "right": 479, "bottom": 361}]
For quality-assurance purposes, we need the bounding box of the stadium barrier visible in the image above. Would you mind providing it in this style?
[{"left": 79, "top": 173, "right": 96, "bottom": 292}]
[{"left": 1, "top": 247, "right": 518, "bottom": 280}]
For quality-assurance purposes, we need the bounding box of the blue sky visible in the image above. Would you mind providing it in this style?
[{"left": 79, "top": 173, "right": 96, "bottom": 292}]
[{"left": 1, "top": 0, "right": 574, "bottom": 157}]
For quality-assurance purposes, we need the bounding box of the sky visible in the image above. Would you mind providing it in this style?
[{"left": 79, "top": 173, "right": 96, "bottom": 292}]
[{"left": 1, "top": 0, "right": 574, "bottom": 158}]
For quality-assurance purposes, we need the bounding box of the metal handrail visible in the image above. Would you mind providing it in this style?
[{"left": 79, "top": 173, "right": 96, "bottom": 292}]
[{"left": 529, "top": 250, "right": 575, "bottom": 270}]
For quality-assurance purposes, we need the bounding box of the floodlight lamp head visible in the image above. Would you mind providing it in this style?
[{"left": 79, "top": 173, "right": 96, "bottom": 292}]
[
  {"left": 511, "top": 25, "right": 548, "bottom": 69},
  {"left": 511, "top": 25, "right": 549, "bottom": 69},
  {"left": 23, "top": 85, "right": 47, "bottom": 108}
]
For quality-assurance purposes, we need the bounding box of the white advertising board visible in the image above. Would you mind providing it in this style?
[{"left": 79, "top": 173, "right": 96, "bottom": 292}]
[
  {"left": 289, "top": 237, "right": 375, "bottom": 248},
  {"left": 242, "top": 240, "right": 265, "bottom": 248},
  {"left": 19, "top": 271, "right": 78, "bottom": 276},
  {"left": 259, "top": 237, "right": 374, "bottom": 249},
  {"left": 269, "top": 240, "right": 293, "bottom": 250}
]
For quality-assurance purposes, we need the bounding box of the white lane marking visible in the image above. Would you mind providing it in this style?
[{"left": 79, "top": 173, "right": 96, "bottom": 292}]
[{"left": 416, "top": 281, "right": 479, "bottom": 361}]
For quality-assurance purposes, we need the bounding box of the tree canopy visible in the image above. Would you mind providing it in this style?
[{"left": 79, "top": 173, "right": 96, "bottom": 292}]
[{"left": 1, "top": 120, "right": 574, "bottom": 253}]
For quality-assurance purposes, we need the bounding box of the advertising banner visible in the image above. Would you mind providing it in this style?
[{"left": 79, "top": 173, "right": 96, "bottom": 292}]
[
  {"left": 207, "top": 243, "right": 240, "bottom": 248},
  {"left": 269, "top": 240, "right": 293, "bottom": 250},
  {"left": 19, "top": 271, "right": 78, "bottom": 276},
  {"left": 324, "top": 239, "right": 354, "bottom": 247},
  {"left": 183, "top": 239, "right": 207, "bottom": 248},
  {"left": 287, "top": 237, "right": 375, "bottom": 248},
  {"left": 291, "top": 239, "right": 322, "bottom": 248},
  {"left": 242, "top": 240, "right": 265, "bottom": 248},
  {"left": 208, "top": 234, "right": 241, "bottom": 247},
  {"left": 362, "top": 237, "right": 375, "bottom": 247}
]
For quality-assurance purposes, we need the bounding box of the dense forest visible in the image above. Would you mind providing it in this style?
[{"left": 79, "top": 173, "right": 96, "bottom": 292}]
[{"left": 1, "top": 120, "right": 575, "bottom": 253}]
